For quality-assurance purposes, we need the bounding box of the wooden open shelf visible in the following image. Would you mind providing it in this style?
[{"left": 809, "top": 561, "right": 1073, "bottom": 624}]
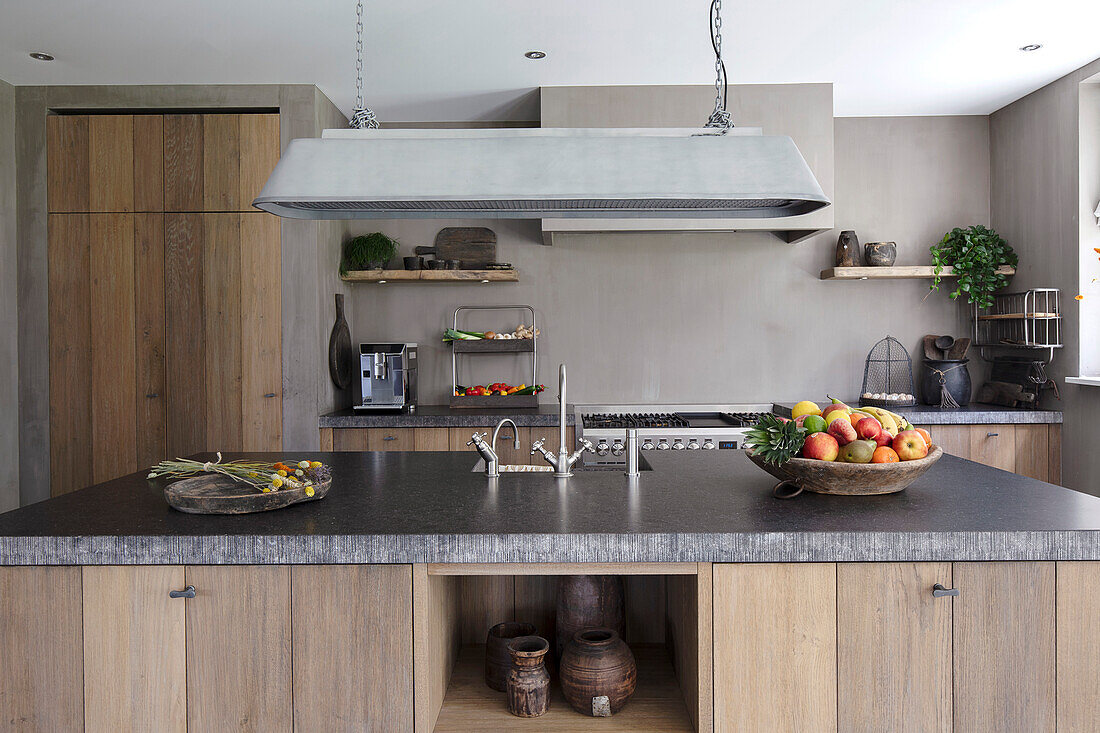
[
  {"left": 433, "top": 644, "right": 693, "bottom": 732},
  {"left": 415, "top": 565, "right": 710, "bottom": 732},
  {"left": 342, "top": 269, "right": 518, "bottom": 283},
  {"left": 976, "top": 312, "right": 1060, "bottom": 321},
  {"left": 819, "top": 265, "right": 1016, "bottom": 281}
]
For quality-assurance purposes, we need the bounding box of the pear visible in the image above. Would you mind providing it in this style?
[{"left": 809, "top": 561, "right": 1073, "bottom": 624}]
[{"left": 837, "top": 439, "right": 876, "bottom": 464}]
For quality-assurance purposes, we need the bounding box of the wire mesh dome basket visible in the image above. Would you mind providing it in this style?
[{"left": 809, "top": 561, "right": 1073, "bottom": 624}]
[{"left": 859, "top": 336, "right": 917, "bottom": 407}]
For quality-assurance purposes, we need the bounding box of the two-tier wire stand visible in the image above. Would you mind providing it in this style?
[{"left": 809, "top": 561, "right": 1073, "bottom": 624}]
[{"left": 449, "top": 305, "right": 538, "bottom": 408}]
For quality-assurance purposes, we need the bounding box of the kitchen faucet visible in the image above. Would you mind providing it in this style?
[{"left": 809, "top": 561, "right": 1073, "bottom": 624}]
[
  {"left": 532, "top": 363, "right": 594, "bottom": 477},
  {"left": 468, "top": 418, "right": 521, "bottom": 478}
]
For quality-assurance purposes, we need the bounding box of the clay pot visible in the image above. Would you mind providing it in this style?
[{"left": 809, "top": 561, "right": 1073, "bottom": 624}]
[
  {"left": 555, "top": 576, "right": 625, "bottom": 661},
  {"left": 559, "top": 628, "right": 637, "bottom": 716},
  {"left": 835, "top": 230, "right": 861, "bottom": 267},
  {"left": 485, "top": 621, "right": 536, "bottom": 692},
  {"left": 864, "top": 241, "right": 897, "bottom": 267},
  {"left": 506, "top": 635, "right": 551, "bottom": 718}
]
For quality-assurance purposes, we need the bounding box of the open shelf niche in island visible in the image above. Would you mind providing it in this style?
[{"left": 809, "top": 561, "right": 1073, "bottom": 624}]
[{"left": 414, "top": 563, "right": 711, "bottom": 732}]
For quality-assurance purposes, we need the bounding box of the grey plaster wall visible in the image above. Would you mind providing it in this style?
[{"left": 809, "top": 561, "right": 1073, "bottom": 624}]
[
  {"left": 340, "top": 107, "right": 984, "bottom": 407},
  {"left": 0, "top": 79, "right": 18, "bottom": 512},
  {"left": 13, "top": 84, "right": 339, "bottom": 503},
  {"left": 991, "top": 56, "right": 1100, "bottom": 494}
]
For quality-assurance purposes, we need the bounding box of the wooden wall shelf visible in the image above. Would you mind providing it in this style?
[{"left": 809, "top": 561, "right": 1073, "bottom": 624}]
[
  {"left": 819, "top": 265, "right": 1016, "bottom": 281},
  {"left": 341, "top": 269, "right": 518, "bottom": 283}
]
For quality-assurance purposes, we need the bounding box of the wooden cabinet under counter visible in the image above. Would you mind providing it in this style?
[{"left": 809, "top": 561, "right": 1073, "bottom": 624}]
[
  {"left": 323, "top": 426, "right": 575, "bottom": 466},
  {"left": 914, "top": 423, "right": 1061, "bottom": 484}
]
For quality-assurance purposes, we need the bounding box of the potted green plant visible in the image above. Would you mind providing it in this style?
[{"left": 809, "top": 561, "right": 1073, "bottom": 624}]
[
  {"left": 930, "top": 225, "right": 1018, "bottom": 307},
  {"left": 340, "top": 233, "right": 399, "bottom": 275}
]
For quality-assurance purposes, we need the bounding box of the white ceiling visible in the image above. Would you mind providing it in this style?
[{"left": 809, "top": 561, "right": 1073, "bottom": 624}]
[{"left": 2, "top": 0, "right": 1098, "bottom": 121}]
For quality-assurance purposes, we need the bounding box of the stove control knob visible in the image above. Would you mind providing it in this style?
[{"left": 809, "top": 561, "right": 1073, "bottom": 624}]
[
  {"left": 611, "top": 441, "right": 625, "bottom": 456},
  {"left": 687, "top": 439, "right": 700, "bottom": 450},
  {"left": 595, "top": 441, "right": 610, "bottom": 456},
  {"left": 701, "top": 439, "right": 716, "bottom": 450},
  {"left": 657, "top": 440, "right": 670, "bottom": 451},
  {"left": 641, "top": 440, "right": 655, "bottom": 451},
  {"left": 671, "top": 440, "right": 685, "bottom": 451}
]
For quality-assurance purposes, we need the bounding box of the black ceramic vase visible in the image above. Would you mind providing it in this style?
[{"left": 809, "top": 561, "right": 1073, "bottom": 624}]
[
  {"left": 835, "top": 230, "right": 861, "bottom": 267},
  {"left": 921, "top": 359, "right": 971, "bottom": 407}
]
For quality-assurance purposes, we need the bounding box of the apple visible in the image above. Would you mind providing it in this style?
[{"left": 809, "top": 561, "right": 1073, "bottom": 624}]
[
  {"left": 854, "top": 416, "right": 881, "bottom": 441},
  {"left": 794, "top": 414, "right": 809, "bottom": 428},
  {"left": 893, "top": 430, "right": 929, "bottom": 461},
  {"left": 873, "top": 430, "right": 892, "bottom": 448},
  {"left": 821, "top": 403, "right": 850, "bottom": 421},
  {"left": 802, "top": 432, "right": 839, "bottom": 461},
  {"left": 827, "top": 418, "right": 858, "bottom": 446}
]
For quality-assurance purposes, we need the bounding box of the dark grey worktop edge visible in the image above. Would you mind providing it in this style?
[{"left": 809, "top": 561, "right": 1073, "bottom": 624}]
[
  {"left": 775, "top": 402, "right": 1062, "bottom": 425},
  {"left": 5, "top": 530, "right": 1100, "bottom": 565}
]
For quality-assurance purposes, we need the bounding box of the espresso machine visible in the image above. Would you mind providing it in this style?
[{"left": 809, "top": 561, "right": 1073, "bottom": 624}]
[{"left": 353, "top": 343, "right": 418, "bottom": 411}]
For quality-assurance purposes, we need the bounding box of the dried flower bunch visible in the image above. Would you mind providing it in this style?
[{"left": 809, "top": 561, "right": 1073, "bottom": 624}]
[{"left": 148, "top": 453, "right": 331, "bottom": 497}]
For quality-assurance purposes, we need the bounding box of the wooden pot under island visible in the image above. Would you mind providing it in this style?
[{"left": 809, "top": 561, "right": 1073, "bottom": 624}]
[
  {"left": 485, "top": 621, "right": 536, "bottom": 692},
  {"left": 555, "top": 575, "right": 625, "bottom": 661},
  {"left": 559, "top": 628, "right": 637, "bottom": 717},
  {"left": 506, "top": 636, "right": 551, "bottom": 718}
]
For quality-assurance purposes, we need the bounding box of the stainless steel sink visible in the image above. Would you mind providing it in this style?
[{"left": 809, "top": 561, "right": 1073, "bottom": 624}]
[
  {"left": 471, "top": 457, "right": 652, "bottom": 473},
  {"left": 471, "top": 460, "right": 554, "bottom": 473}
]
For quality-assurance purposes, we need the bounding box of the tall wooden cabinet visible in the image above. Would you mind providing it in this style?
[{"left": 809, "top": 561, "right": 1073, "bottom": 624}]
[{"left": 46, "top": 113, "right": 282, "bottom": 496}]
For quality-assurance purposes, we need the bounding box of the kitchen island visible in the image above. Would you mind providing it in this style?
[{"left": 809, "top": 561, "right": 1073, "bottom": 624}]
[{"left": 2, "top": 450, "right": 1098, "bottom": 731}]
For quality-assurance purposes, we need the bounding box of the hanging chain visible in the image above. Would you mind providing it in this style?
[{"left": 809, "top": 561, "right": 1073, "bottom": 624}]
[
  {"left": 350, "top": 0, "right": 379, "bottom": 129},
  {"left": 704, "top": 0, "right": 733, "bottom": 129}
]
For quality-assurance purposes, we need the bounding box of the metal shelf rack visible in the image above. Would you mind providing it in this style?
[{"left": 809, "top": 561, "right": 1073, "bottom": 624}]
[{"left": 449, "top": 305, "right": 538, "bottom": 408}]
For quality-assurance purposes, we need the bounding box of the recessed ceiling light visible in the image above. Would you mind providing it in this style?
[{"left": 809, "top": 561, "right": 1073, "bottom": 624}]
[
  {"left": 524, "top": 50, "right": 547, "bottom": 60},
  {"left": 1019, "top": 44, "right": 1042, "bottom": 52},
  {"left": 29, "top": 52, "right": 54, "bottom": 61}
]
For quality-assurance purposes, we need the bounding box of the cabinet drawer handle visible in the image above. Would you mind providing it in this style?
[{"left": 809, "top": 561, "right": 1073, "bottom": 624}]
[
  {"left": 169, "top": 585, "right": 196, "bottom": 599},
  {"left": 145, "top": 393, "right": 158, "bottom": 399},
  {"left": 264, "top": 393, "right": 276, "bottom": 398},
  {"left": 986, "top": 432, "right": 999, "bottom": 437},
  {"left": 932, "top": 583, "right": 959, "bottom": 598},
  {"left": 383, "top": 435, "right": 397, "bottom": 441}
]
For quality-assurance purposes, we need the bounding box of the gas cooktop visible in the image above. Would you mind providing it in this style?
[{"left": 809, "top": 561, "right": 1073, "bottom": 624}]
[{"left": 576, "top": 404, "right": 776, "bottom": 464}]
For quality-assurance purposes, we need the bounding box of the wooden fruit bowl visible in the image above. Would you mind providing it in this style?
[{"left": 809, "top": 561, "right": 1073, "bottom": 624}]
[{"left": 745, "top": 445, "right": 943, "bottom": 497}]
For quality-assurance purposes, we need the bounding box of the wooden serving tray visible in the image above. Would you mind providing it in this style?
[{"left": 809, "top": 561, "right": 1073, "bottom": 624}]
[{"left": 164, "top": 474, "right": 331, "bottom": 514}]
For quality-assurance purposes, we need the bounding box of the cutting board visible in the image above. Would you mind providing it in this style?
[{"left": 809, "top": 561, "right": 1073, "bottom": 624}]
[
  {"left": 415, "top": 227, "right": 497, "bottom": 268},
  {"left": 164, "top": 474, "right": 331, "bottom": 514}
]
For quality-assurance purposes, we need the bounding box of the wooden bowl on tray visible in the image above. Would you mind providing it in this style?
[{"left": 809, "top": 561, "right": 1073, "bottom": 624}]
[{"left": 746, "top": 445, "right": 943, "bottom": 497}]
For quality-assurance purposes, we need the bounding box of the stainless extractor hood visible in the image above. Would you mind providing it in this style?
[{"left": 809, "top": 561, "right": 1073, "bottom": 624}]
[{"left": 252, "top": 127, "right": 830, "bottom": 220}]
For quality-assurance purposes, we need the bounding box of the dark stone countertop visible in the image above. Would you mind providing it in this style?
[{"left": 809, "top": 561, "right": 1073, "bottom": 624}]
[
  {"left": 774, "top": 401, "right": 1062, "bottom": 425},
  {"left": 2, "top": 450, "right": 1098, "bottom": 565},
  {"left": 320, "top": 404, "right": 575, "bottom": 428}
]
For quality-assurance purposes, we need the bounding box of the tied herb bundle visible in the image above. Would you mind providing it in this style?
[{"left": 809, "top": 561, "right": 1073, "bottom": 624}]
[
  {"left": 744, "top": 414, "right": 807, "bottom": 466},
  {"left": 148, "top": 453, "right": 331, "bottom": 497}
]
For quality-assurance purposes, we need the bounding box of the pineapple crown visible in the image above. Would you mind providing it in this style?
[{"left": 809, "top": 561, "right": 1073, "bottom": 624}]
[{"left": 744, "top": 414, "right": 807, "bottom": 466}]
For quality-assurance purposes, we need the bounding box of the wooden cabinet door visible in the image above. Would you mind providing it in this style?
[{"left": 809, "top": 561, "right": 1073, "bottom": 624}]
[
  {"left": 1014, "top": 424, "right": 1050, "bottom": 482},
  {"left": 370, "top": 428, "right": 416, "bottom": 451},
  {"left": 291, "top": 565, "right": 414, "bottom": 731},
  {"left": 953, "top": 561, "right": 1055, "bottom": 732},
  {"left": 837, "top": 562, "right": 952, "bottom": 732},
  {"left": 925, "top": 425, "right": 971, "bottom": 460},
  {"left": 82, "top": 566, "right": 186, "bottom": 732},
  {"left": 185, "top": 566, "right": 292, "bottom": 732},
  {"left": 0, "top": 567, "right": 84, "bottom": 731},
  {"left": 1056, "top": 562, "right": 1100, "bottom": 731},
  {"left": 413, "top": 428, "right": 450, "bottom": 451},
  {"left": 239, "top": 213, "right": 282, "bottom": 451},
  {"left": 713, "top": 563, "right": 837, "bottom": 732},
  {"left": 527, "top": 425, "right": 575, "bottom": 465},
  {"left": 968, "top": 425, "right": 1016, "bottom": 472}
]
